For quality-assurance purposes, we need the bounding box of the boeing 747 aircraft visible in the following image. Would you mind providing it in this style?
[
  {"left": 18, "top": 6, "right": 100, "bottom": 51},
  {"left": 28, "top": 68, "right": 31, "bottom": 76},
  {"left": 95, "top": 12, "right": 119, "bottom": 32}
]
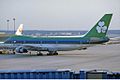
[{"left": 3, "top": 14, "right": 112, "bottom": 55}]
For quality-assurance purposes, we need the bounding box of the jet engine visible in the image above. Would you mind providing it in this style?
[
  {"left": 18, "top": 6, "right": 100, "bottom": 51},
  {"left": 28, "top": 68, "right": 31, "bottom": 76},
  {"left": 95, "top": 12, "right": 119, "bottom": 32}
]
[{"left": 15, "top": 46, "right": 28, "bottom": 53}]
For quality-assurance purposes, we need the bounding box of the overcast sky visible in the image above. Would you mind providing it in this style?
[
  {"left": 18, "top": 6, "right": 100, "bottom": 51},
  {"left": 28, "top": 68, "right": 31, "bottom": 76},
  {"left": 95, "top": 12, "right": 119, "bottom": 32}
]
[{"left": 0, "top": 0, "right": 120, "bottom": 30}]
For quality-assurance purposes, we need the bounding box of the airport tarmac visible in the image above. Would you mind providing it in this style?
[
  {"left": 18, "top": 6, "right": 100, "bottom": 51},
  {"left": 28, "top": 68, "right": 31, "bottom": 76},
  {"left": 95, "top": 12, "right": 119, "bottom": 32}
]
[{"left": 0, "top": 44, "right": 120, "bottom": 72}]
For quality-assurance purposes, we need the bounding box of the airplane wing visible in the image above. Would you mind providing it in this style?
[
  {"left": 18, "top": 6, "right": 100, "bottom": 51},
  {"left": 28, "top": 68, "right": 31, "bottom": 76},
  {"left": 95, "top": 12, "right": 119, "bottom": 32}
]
[
  {"left": 15, "top": 45, "right": 48, "bottom": 53},
  {"left": 23, "top": 45, "right": 47, "bottom": 51}
]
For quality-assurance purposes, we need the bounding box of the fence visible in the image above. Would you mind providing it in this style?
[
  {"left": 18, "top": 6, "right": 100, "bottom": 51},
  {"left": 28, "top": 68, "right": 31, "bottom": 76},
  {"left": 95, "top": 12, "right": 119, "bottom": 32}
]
[{"left": 0, "top": 69, "right": 119, "bottom": 79}]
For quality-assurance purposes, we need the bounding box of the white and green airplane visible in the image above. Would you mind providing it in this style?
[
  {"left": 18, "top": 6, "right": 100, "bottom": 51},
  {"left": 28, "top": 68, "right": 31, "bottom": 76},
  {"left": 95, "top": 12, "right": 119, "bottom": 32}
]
[{"left": 2, "top": 14, "right": 112, "bottom": 55}]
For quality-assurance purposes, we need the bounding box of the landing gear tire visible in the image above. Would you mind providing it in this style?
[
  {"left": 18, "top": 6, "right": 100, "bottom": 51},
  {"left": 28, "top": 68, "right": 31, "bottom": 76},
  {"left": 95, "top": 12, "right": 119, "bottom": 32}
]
[
  {"left": 13, "top": 52, "right": 15, "bottom": 54},
  {"left": 37, "top": 54, "right": 43, "bottom": 56},
  {"left": 47, "top": 53, "right": 50, "bottom": 55},
  {"left": 12, "top": 49, "right": 15, "bottom": 55},
  {"left": 53, "top": 51, "right": 58, "bottom": 55},
  {"left": 47, "top": 51, "right": 58, "bottom": 56}
]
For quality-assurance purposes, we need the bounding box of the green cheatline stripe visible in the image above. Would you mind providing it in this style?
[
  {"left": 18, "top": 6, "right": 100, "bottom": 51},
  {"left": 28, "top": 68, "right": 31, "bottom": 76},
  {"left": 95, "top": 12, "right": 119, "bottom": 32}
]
[{"left": 5, "top": 35, "right": 109, "bottom": 44}]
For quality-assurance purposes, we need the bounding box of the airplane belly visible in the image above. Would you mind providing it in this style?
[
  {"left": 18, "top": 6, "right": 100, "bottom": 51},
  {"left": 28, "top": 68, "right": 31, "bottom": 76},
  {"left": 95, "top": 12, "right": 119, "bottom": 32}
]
[{"left": 41, "top": 44, "right": 90, "bottom": 51}]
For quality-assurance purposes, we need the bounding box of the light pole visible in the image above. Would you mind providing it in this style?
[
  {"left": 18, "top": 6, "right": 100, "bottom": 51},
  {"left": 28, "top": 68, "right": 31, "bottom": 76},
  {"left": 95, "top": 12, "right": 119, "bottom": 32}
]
[
  {"left": 13, "top": 18, "right": 15, "bottom": 34},
  {"left": 7, "top": 20, "right": 9, "bottom": 32}
]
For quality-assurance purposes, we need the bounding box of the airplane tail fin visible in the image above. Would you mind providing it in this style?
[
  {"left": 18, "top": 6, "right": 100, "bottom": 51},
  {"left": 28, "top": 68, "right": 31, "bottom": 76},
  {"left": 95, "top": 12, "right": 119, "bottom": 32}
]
[
  {"left": 15, "top": 24, "right": 23, "bottom": 35},
  {"left": 84, "top": 14, "right": 112, "bottom": 38}
]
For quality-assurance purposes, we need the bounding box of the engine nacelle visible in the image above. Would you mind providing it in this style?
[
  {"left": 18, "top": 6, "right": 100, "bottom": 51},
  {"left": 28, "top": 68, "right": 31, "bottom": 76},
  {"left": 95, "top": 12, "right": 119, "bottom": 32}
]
[{"left": 15, "top": 46, "right": 28, "bottom": 53}]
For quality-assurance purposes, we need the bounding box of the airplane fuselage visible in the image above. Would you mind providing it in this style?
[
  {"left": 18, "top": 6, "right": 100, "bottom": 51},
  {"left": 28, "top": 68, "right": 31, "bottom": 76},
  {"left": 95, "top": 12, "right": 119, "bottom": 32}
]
[{"left": 3, "top": 35, "right": 109, "bottom": 51}]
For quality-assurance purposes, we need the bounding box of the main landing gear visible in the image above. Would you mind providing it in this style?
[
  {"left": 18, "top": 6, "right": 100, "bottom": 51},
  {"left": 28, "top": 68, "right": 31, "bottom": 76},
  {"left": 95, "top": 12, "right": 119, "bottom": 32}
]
[
  {"left": 12, "top": 49, "right": 16, "bottom": 54},
  {"left": 36, "top": 51, "right": 58, "bottom": 56},
  {"left": 47, "top": 51, "right": 58, "bottom": 56}
]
